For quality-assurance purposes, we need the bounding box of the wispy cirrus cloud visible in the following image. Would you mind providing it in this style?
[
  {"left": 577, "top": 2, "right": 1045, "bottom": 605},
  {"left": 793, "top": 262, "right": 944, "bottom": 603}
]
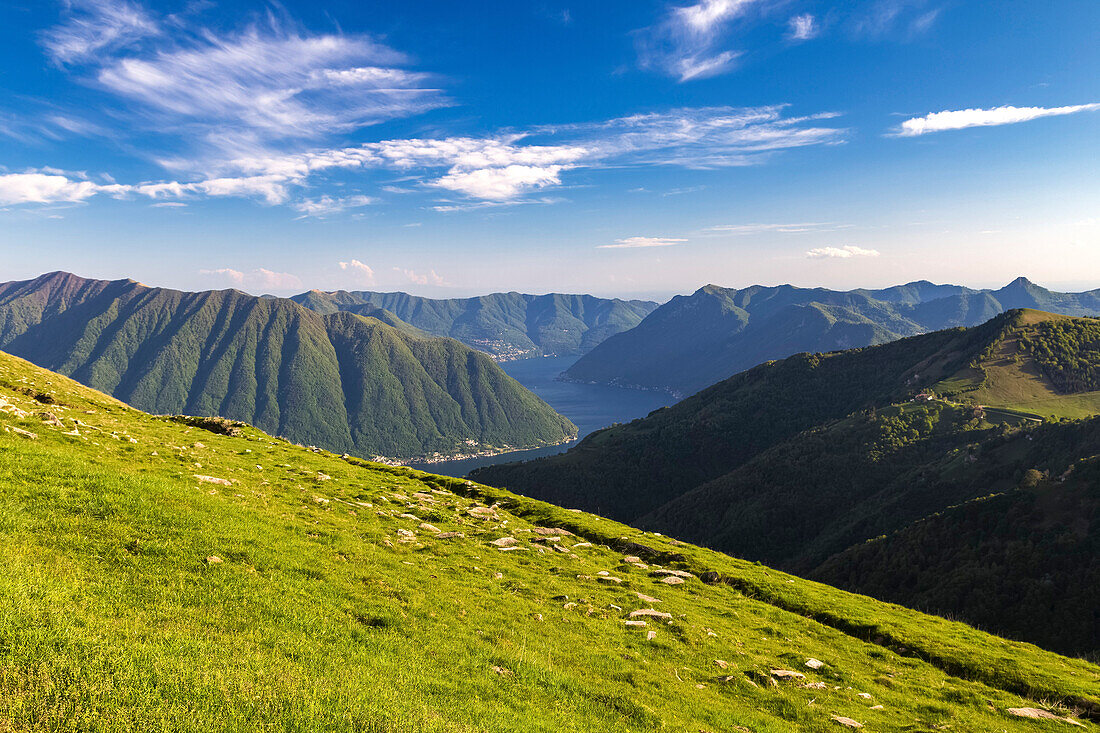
[
  {"left": 787, "top": 14, "right": 817, "bottom": 41},
  {"left": 705, "top": 221, "right": 845, "bottom": 234},
  {"left": 636, "top": 0, "right": 757, "bottom": 82},
  {"left": 598, "top": 236, "right": 687, "bottom": 249},
  {"left": 39, "top": 0, "right": 448, "bottom": 160},
  {"left": 2, "top": 105, "right": 845, "bottom": 209},
  {"left": 896, "top": 103, "right": 1100, "bottom": 136},
  {"left": 41, "top": 0, "right": 159, "bottom": 65},
  {"left": 806, "top": 245, "right": 880, "bottom": 259},
  {"left": 293, "top": 195, "right": 375, "bottom": 218}
]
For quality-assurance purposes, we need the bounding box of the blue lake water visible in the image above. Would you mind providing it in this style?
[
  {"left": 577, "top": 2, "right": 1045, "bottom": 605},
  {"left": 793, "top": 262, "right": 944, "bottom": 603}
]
[{"left": 407, "top": 355, "right": 672, "bottom": 477}]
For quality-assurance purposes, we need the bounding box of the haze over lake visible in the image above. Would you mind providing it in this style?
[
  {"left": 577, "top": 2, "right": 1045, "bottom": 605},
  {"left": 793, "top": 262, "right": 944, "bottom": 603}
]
[{"left": 408, "top": 356, "right": 671, "bottom": 477}]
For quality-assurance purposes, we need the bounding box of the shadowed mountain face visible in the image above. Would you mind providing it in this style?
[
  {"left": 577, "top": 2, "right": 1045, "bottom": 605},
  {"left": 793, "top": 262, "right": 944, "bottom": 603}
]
[
  {"left": 564, "top": 278, "right": 1100, "bottom": 397},
  {"left": 474, "top": 311, "right": 1100, "bottom": 656},
  {"left": 0, "top": 272, "right": 575, "bottom": 460},
  {"left": 291, "top": 289, "right": 659, "bottom": 361}
]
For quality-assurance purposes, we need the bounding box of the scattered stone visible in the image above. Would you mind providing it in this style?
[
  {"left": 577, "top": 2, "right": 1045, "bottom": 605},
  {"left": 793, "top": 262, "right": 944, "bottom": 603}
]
[
  {"left": 771, "top": 670, "right": 806, "bottom": 680},
  {"left": 411, "top": 492, "right": 436, "bottom": 502},
  {"left": 39, "top": 411, "right": 63, "bottom": 427},
  {"left": 192, "top": 442, "right": 205, "bottom": 449},
  {"left": 315, "top": 473, "right": 332, "bottom": 481},
  {"left": 205, "top": 556, "right": 223, "bottom": 564},
  {"left": 649, "top": 569, "right": 694, "bottom": 579},
  {"left": 623, "top": 620, "right": 647, "bottom": 627},
  {"left": 597, "top": 575, "right": 623, "bottom": 584},
  {"left": 635, "top": 592, "right": 662, "bottom": 603},
  {"left": 622, "top": 555, "right": 642, "bottom": 563},
  {"left": 498, "top": 546, "right": 525, "bottom": 552},
  {"left": 398, "top": 513, "right": 418, "bottom": 520},
  {"left": 659, "top": 576, "right": 685, "bottom": 585},
  {"left": 802, "top": 681, "right": 828, "bottom": 690},
  {"left": 870, "top": 705, "right": 884, "bottom": 710},
  {"left": 533, "top": 613, "right": 543, "bottom": 622},
  {"left": 646, "top": 630, "right": 657, "bottom": 641},
  {"left": 700, "top": 570, "right": 721, "bottom": 584},
  {"left": 313, "top": 496, "right": 330, "bottom": 505},
  {"left": 436, "top": 532, "right": 465, "bottom": 539},
  {"left": 194, "top": 474, "right": 232, "bottom": 486},
  {"left": 420, "top": 523, "right": 441, "bottom": 533},
  {"left": 857, "top": 692, "right": 873, "bottom": 699},
  {"left": 629, "top": 608, "right": 672, "bottom": 621},
  {"left": 830, "top": 716, "right": 863, "bottom": 729},
  {"left": 572, "top": 542, "right": 593, "bottom": 548},
  {"left": 1006, "top": 708, "right": 1084, "bottom": 726},
  {"left": 596, "top": 570, "right": 610, "bottom": 576},
  {"left": 533, "top": 527, "right": 573, "bottom": 536},
  {"left": 551, "top": 595, "right": 569, "bottom": 601},
  {"left": 7, "top": 426, "right": 38, "bottom": 439},
  {"left": 805, "top": 658, "right": 825, "bottom": 670},
  {"left": 490, "top": 537, "right": 518, "bottom": 548},
  {"left": 493, "top": 572, "right": 503, "bottom": 579},
  {"left": 563, "top": 602, "right": 577, "bottom": 610},
  {"left": 467, "top": 507, "right": 498, "bottom": 520},
  {"left": 491, "top": 665, "right": 512, "bottom": 677},
  {"left": 396, "top": 529, "right": 416, "bottom": 538},
  {"left": 552, "top": 544, "right": 570, "bottom": 553},
  {"left": 715, "top": 660, "right": 729, "bottom": 670}
]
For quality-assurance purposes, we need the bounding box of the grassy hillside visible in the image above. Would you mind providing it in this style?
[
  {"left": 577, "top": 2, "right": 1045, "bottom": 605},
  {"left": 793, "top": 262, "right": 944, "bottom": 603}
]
[
  {"left": 475, "top": 311, "right": 1100, "bottom": 655},
  {"left": 565, "top": 278, "right": 1100, "bottom": 397},
  {"left": 935, "top": 310, "right": 1100, "bottom": 418},
  {"left": 0, "top": 350, "right": 1097, "bottom": 730},
  {"left": 0, "top": 272, "right": 575, "bottom": 460},
  {"left": 292, "top": 289, "right": 658, "bottom": 361}
]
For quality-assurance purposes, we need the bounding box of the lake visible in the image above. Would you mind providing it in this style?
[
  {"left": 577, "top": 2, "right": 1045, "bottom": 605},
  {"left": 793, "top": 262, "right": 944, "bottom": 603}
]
[{"left": 406, "top": 355, "right": 672, "bottom": 477}]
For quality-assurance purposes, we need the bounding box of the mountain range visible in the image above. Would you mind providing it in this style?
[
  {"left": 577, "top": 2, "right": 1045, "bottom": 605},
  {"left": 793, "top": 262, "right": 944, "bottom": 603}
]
[
  {"left": 1, "top": 345, "right": 1096, "bottom": 729},
  {"left": 290, "top": 289, "right": 658, "bottom": 361},
  {"left": 0, "top": 272, "right": 575, "bottom": 460},
  {"left": 564, "top": 277, "right": 1100, "bottom": 397},
  {"left": 473, "top": 309, "right": 1100, "bottom": 656}
]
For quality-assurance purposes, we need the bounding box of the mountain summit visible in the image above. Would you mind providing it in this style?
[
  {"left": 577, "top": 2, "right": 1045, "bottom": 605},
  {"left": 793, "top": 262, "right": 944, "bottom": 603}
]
[{"left": 564, "top": 278, "right": 1100, "bottom": 397}]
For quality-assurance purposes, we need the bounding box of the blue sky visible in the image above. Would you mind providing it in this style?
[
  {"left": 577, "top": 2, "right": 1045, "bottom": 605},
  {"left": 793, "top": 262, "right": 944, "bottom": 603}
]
[{"left": 1, "top": 0, "right": 1097, "bottom": 299}]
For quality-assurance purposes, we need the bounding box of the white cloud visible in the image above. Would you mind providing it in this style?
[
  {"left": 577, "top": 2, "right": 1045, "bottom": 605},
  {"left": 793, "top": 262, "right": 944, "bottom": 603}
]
[
  {"left": 41, "top": 0, "right": 159, "bottom": 65},
  {"left": 41, "top": 1, "right": 447, "bottom": 161},
  {"left": 598, "top": 236, "right": 688, "bottom": 249},
  {"left": 806, "top": 245, "right": 880, "bottom": 259},
  {"left": 338, "top": 259, "right": 375, "bottom": 284},
  {"left": 637, "top": 0, "right": 757, "bottom": 82},
  {"left": 199, "top": 267, "right": 302, "bottom": 290},
  {"left": 787, "top": 14, "right": 817, "bottom": 41},
  {"left": 136, "top": 175, "right": 291, "bottom": 205},
  {"left": 293, "top": 194, "right": 375, "bottom": 218},
  {"left": 432, "top": 164, "right": 567, "bottom": 200},
  {"left": 897, "top": 103, "right": 1100, "bottom": 136},
  {"left": 0, "top": 172, "right": 127, "bottom": 205},
  {"left": 396, "top": 268, "right": 446, "bottom": 286}
]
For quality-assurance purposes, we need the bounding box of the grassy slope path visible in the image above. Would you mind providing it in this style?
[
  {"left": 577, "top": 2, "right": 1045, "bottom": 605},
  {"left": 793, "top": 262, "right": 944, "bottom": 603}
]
[{"left": 0, "top": 349, "right": 1097, "bottom": 732}]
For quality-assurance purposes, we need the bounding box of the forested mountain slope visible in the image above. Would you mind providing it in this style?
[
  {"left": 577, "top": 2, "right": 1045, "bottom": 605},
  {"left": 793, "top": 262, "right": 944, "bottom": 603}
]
[
  {"left": 475, "top": 311, "right": 1100, "bottom": 655},
  {"left": 0, "top": 349, "right": 1096, "bottom": 730},
  {"left": 292, "top": 289, "right": 658, "bottom": 360},
  {"left": 565, "top": 278, "right": 1100, "bottom": 396},
  {"left": 0, "top": 272, "right": 575, "bottom": 460}
]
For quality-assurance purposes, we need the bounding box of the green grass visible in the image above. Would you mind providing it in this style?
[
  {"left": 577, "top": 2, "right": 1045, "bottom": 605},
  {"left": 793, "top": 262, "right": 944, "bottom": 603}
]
[
  {"left": 936, "top": 310, "right": 1100, "bottom": 419},
  {"left": 0, "top": 350, "right": 1098, "bottom": 731}
]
